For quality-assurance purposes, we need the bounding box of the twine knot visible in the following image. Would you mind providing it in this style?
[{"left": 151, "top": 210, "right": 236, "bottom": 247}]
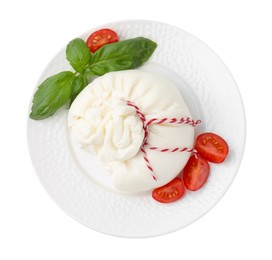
[{"left": 125, "top": 100, "right": 201, "bottom": 181}]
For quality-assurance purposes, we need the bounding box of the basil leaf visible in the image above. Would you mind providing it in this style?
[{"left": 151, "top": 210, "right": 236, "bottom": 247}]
[
  {"left": 30, "top": 71, "right": 75, "bottom": 120},
  {"left": 66, "top": 38, "right": 91, "bottom": 73},
  {"left": 85, "top": 37, "right": 157, "bottom": 76},
  {"left": 70, "top": 74, "right": 88, "bottom": 105}
]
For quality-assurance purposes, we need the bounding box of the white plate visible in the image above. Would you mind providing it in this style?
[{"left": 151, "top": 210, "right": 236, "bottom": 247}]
[{"left": 27, "top": 20, "right": 246, "bottom": 238}]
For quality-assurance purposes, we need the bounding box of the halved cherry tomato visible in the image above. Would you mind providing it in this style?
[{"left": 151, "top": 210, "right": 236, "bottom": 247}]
[
  {"left": 152, "top": 177, "right": 185, "bottom": 203},
  {"left": 86, "top": 28, "right": 118, "bottom": 52},
  {"left": 183, "top": 156, "right": 210, "bottom": 191},
  {"left": 195, "top": 132, "right": 229, "bottom": 163}
]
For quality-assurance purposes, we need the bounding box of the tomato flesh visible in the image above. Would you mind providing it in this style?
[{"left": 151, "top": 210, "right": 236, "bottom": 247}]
[
  {"left": 195, "top": 132, "right": 229, "bottom": 163},
  {"left": 152, "top": 177, "right": 185, "bottom": 203},
  {"left": 183, "top": 156, "right": 210, "bottom": 191},
  {"left": 86, "top": 28, "right": 118, "bottom": 52}
]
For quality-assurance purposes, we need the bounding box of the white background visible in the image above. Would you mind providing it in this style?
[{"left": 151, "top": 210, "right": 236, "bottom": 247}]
[{"left": 1, "top": 0, "right": 271, "bottom": 259}]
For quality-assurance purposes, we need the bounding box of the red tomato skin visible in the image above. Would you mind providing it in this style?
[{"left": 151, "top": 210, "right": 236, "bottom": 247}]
[
  {"left": 86, "top": 28, "right": 118, "bottom": 52},
  {"left": 152, "top": 177, "right": 185, "bottom": 203},
  {"left": 195, "top": 132, "right": 229, "bottom": 163},
  {"left": 183, "top": 156, "right": 210, "bottom": 191}
]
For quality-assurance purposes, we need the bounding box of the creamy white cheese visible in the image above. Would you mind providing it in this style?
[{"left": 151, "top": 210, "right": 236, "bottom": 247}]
[
  {"left": 69, "top": 96, "right": 144, "bottom": 162},
  {"left": 68, "top": 70, "right": 194, "bottom": 192}
]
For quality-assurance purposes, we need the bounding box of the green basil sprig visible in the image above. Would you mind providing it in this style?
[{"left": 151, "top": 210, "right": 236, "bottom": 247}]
[
  {"left": 30, "top": 71, "right": 76, "bottom": 120},
  {"left": 30, "top": 37, "right": 157, "bottom": 120},
  {"left": 70, "top": 74, "right": 88, "bottom": 105},
  {"left": 84, "top": 37, "right": 157, "bottom": 76},
  {"left": 66, "top": 38, "right": 92, "bottom": 73}
]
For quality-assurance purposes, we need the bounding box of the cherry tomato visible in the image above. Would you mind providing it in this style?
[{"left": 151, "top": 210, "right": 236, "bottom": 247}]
[
  {"left": 183, "top": 156, "right": 210, "bottom": 191},
  {"left": 86, "top": 28, "right": 118, "bottom": 52},
  {"left": 195, "top": 132, "right": 229, "bottom": 163},
  {"left": 152, "top": 177, "right": 185, "bottom": 203}
]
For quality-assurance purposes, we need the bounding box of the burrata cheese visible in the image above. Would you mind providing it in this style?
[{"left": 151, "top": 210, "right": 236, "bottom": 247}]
[{"left": 68, "top": 70, "right": 194, "bottom": 192}]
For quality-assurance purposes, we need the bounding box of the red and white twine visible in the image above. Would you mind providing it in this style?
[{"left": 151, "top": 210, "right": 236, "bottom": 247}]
[{"left": 125, "top": 100, "right": 201, "bottom": 181}]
